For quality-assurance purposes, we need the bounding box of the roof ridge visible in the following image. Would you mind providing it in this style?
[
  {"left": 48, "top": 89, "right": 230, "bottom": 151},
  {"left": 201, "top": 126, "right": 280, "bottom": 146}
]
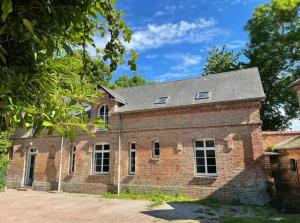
[{"left": 113, "top": 67, "right": 258, "bottom": 92}]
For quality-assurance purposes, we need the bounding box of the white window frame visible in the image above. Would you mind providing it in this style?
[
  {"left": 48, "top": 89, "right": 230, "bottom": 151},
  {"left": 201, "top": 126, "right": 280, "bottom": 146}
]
[
  {"left": 97, "top": 104, "right": 109, "bottom": 131},
  {"left": 152, "top": 141, "right": 160, "bottom": 158},
  {"left": 129, "top": 142, "right": 136, "bottom": 175},
  {"left": 194, "top": 139, "right": 217, "bottom": 177},
  {"left": 69, "top": 146, "right": 76, "bottom": 175},
  {"left": 93, "top": 143, "right": 110, "bottom": 174}
]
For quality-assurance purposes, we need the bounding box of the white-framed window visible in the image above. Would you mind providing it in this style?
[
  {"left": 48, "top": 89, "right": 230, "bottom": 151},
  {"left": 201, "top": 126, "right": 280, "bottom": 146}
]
[
  {"left": 194, "top": 139, "right": 217, "bottom": 176},
  {"left": 69, "top": 146, "right": 76, "bottom": 174},
  {"left": 129, "top": 142, "right": 136, "bottom": 175},
  {"left": 93, "top": 144, "right": 110, "bottom": 174},
  {"left": 152, "top": 141, "right": 160, "bottom": 158},
  {"left": 98, "top": 105, "right": 109, "bottom": 130}
]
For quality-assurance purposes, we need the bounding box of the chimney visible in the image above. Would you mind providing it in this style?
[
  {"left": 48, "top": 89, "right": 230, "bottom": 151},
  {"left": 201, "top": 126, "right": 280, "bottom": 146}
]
[{"left": 291, "top": 79, "right": 300, "bottom": 108}]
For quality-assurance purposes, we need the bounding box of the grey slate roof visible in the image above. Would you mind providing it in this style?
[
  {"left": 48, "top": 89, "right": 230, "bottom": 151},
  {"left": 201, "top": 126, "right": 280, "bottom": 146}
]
[
  {"left": 99, "top": 85, "right": 127, "bottom": 104},
  {"left": 103, "top": 68, "right": 265, "bottom": 113}
]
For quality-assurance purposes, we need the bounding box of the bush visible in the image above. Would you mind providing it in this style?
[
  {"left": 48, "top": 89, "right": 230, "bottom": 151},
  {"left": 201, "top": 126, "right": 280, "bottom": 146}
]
[{"left": 0, "top": 131, "right": 12, "bottom": 190}]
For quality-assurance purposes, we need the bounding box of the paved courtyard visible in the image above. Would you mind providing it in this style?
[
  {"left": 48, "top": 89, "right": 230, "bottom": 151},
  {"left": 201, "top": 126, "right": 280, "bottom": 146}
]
[{"left": 0, "top": 190, "right": 200, "bottom": 223}]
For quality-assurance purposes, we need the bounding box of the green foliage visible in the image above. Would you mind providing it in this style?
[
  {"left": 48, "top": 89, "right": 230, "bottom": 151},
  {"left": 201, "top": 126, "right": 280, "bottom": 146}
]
[
  {"left": 113, "top": 74, "right": 155, "bottom": 88},
  {"left": 267, "top": 144, "right": 278, "bottom": 152},
  {"left": 203, "top": 46, "right": 243, "bottom": 75},
  {"left": 221, "top": 216, "right": 300, "bottom": 223},
  {"left": 0, "top": 130, "right": 11, "bottom": 190},
  {"left": 103, "top": 191, "right": 193, "bottom": 208},
  {"left": 0, "top": 0, "right": 136, "bottom": 139},
  {"left": 245, "top": 0, "right": 300, "bottom": 130}
]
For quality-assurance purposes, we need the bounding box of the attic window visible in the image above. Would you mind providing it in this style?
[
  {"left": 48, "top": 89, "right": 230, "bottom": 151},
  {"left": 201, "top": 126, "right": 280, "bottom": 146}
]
[
  {"left": 195, "top": 91, "right": 209, "bottom": 100},
  {"left": 154, "top": 96, "right": 169, "bottom": 104}
]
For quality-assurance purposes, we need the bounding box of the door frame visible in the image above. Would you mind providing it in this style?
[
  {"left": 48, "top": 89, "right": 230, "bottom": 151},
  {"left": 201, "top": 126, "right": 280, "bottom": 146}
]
[{"left": 24, "top": 148, "right": 37, "bottom": 186}]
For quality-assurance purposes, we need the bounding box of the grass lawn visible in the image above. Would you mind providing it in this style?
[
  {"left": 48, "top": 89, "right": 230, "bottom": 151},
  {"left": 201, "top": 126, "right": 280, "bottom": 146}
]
[
  {"left": 221, "top": 216, "right": 300, "bottom": 223},
  {"left": 102, "top": 191, "right": 193, "bottom": 208}
]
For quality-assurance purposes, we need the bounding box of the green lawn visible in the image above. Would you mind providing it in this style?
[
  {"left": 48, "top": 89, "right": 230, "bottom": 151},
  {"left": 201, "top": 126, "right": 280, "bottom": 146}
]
[
  {"left": 102, "top": 191, "right": 193, "bottom": 208},
  {"left": 221, "top": 216, "right": 300, "bottom": 223}
]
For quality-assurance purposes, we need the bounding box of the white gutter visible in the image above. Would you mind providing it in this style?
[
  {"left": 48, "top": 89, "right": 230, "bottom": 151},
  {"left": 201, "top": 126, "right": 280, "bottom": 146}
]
[
  {"left": 117, "top": 114, "right": 122, "bottom": 194},
  {"left": 58, "top": 137, "right": 64, "bottom": 192}
]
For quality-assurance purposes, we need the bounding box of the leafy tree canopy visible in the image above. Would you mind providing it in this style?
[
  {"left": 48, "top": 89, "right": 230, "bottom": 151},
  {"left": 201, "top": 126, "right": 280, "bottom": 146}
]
[
  {"left": 203, "top": 46, "right": 244, "bottom": 75},
  {"left": 245, "top": 0, "right": 300, "bottom": 130},
  {"left": 203, "top": 0, "right": 300, "bottom": 130},
  {"left": 112, "top": 74, "right": 155, "bottom": 88},
  {"left": 0, "top": 0, "right": 136, "bottom": 139}
]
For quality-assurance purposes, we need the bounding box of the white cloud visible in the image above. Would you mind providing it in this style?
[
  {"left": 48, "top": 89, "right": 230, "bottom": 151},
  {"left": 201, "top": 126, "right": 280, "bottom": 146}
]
[
  {"left": 226, "top": 40, "right": 246, "bottom": 49},
  {"left": 145, "top": 54, "right": 158, "bottom": 59},
  {"left": 124, "top": 18, "right": 225, "bottom": 51},
  {"left": 155, "top": 69, "right": 199, "bottom": 82},
  {"left": 164, "top": 53, "right": 202, "bottom": 71}
]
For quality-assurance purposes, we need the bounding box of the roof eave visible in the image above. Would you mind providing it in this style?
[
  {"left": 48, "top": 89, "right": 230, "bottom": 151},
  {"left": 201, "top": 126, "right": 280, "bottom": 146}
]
[{"left": 113, "top": 97, "right": 265, "bottom": 115}]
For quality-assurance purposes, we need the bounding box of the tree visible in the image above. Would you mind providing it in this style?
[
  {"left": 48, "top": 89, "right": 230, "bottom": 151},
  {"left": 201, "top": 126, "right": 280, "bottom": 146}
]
[
  {"left": 203, "top": 46, "right": 243, "bottom": 75},
  {"left": 245, "top": 0, "right": 300, "bottom": 130},
  {"left": 113, "top": 74, "right": 155, "bottom": 88},
  {"left": 0, "top": 0, "right": 136, "bottom": 138}
]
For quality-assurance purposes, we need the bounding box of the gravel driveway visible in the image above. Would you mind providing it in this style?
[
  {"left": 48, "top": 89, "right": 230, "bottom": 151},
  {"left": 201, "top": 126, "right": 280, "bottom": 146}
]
[{"left": 0, "top": 190, "right": 200, "bottom": 223}]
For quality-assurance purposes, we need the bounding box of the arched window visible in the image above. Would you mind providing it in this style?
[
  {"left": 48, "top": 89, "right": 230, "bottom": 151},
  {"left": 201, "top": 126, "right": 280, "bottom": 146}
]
[{"left": 98, "top": 105, "right": 109, "bottom": 127}]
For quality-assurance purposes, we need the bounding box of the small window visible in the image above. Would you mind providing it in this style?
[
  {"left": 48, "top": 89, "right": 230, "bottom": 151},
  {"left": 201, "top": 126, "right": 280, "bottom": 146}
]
[
  {"left": 152, "top": 141, "right": 160, "bottom": 158},
  {"left": 154, "top": 96, "right": 169, "bottom": 104},
  {"left": 93, "top": 144, "right": 110, "bottom": 174},
  {"left": 290, "top": 159, "right": 297, "bottom": 172},
  {"left": 69, "top": 146, "right": 76, "bottom": 174},
  {"left": 195, "top": 91, "right": 209, "bottom": 100},
  {"left": 194, "top": 140, "right": 217, "bottom": 176},
  {"left": 129, "top": 142, "right": 136, "bottom": 175},
  {"left": 9, "top": 148, "right": 13, "bottom": 160},
  {"left": 98, "top": 105, "right": 109, "bottom": 130}
]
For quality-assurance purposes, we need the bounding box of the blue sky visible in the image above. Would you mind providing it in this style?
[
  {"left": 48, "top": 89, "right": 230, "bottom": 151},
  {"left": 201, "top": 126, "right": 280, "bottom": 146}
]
[
  {"left": 92, "top": 0, "right": 300, "bottom": 130},
  {"left": 110, "top": 0, "right": 267, "bottom": 82}
]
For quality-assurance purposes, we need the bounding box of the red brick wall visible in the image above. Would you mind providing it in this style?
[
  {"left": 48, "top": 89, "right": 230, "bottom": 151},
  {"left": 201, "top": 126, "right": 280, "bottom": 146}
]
[
  {"left": 262, "top": 131, "right": 300, "bottom": 151},
  {"left": 7, "top": 95, "right": 268, "bottom": 205}
]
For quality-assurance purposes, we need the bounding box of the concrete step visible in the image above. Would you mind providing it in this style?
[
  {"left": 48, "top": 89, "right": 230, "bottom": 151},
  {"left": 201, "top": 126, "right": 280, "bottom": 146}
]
[{"left": 17, "top": 186, "right": 32, "bottom": 191}]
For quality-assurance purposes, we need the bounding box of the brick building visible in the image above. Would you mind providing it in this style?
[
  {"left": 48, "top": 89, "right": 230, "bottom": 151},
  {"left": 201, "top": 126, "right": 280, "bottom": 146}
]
[{"left": 7, "top": 68, "right": 269, "bottom": 205}]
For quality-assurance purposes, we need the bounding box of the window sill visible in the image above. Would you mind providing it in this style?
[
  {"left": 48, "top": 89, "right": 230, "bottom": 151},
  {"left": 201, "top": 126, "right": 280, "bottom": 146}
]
[
  {"left": 151, "top": 157, "right": 160, "bottom": 161},
  {"left": 194, "top": 174, "right": 217, "bottom": 178},
  {"left": 92, "top": 173, "right": 110, "bottom": 176}
]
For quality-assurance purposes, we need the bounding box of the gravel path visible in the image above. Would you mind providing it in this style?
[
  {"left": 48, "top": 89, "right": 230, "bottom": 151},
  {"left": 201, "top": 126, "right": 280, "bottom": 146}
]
[{"left": 0, "top": 190, "right": 201, "bottom": 223}]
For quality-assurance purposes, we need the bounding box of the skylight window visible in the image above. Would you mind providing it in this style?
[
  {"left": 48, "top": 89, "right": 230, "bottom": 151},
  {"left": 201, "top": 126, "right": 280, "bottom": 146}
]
[
  {"left": 154, "top": 96, "right": 169, "bottom": 104},
  {"left": 195, "top": 91, "right": 209, "bottom": 100}
]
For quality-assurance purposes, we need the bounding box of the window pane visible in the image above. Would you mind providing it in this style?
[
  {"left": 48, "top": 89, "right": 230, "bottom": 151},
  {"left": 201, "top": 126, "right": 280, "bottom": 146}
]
[
  {"left": 207, "top": 158, "right": 216, "bottom": 165},
  {"left": 154, "top": 142, "right": 159, "bottom": 149},
  {"left": 131, "top": 165, "right": 135, "bottom": 173},
  {"left": 103, "top": 165, "right": 109, "bottom": 172},
  {"left": 206, "top": 150, "right": 215, "bottom": 158},
  {"left": 205, "top": 140, "right": 215, "bottom": 147},
  {"left": 104, "top": 144, "right": 110, "bottom": 150},
  {"left": 95, "top": 166, "right": 101, "bottom": 172},
  {"left": 103, "top": 152, "right": 109, "bottom": 159},
  {"left": 197, "top": 166, "right": 205, "bottom": 173},
  {"left": 103, "top": 158, "right": 109, "bottom": 166},
  {"left": 195, "top": 150, "right": 204, "bottom": 157},
  {"left": 131, "top": 143, "right": 136, "bottom": 150},
  {"left": 95, "top": 145, "right": 102, "bottom": 151},
  {"left": 196, "top": 158, "right": 205, "bottom": 165},
  {"left": 207, "top": 166, "right": 216, "bottom": 173},
  {"left": 155, "top": 148, "right": 160, "bottom": 156},
  {"left": 195, "top": 141, "right": 204, "bottom": 147}
]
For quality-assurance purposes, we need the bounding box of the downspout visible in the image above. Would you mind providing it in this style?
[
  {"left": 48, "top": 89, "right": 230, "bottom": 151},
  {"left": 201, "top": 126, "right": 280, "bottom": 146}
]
[
  {"left": 58, "top": 137, "right": 64, "bottom": 192},
  {"left": 117, "top": 114, "right": 122, "bottom": 194}
]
